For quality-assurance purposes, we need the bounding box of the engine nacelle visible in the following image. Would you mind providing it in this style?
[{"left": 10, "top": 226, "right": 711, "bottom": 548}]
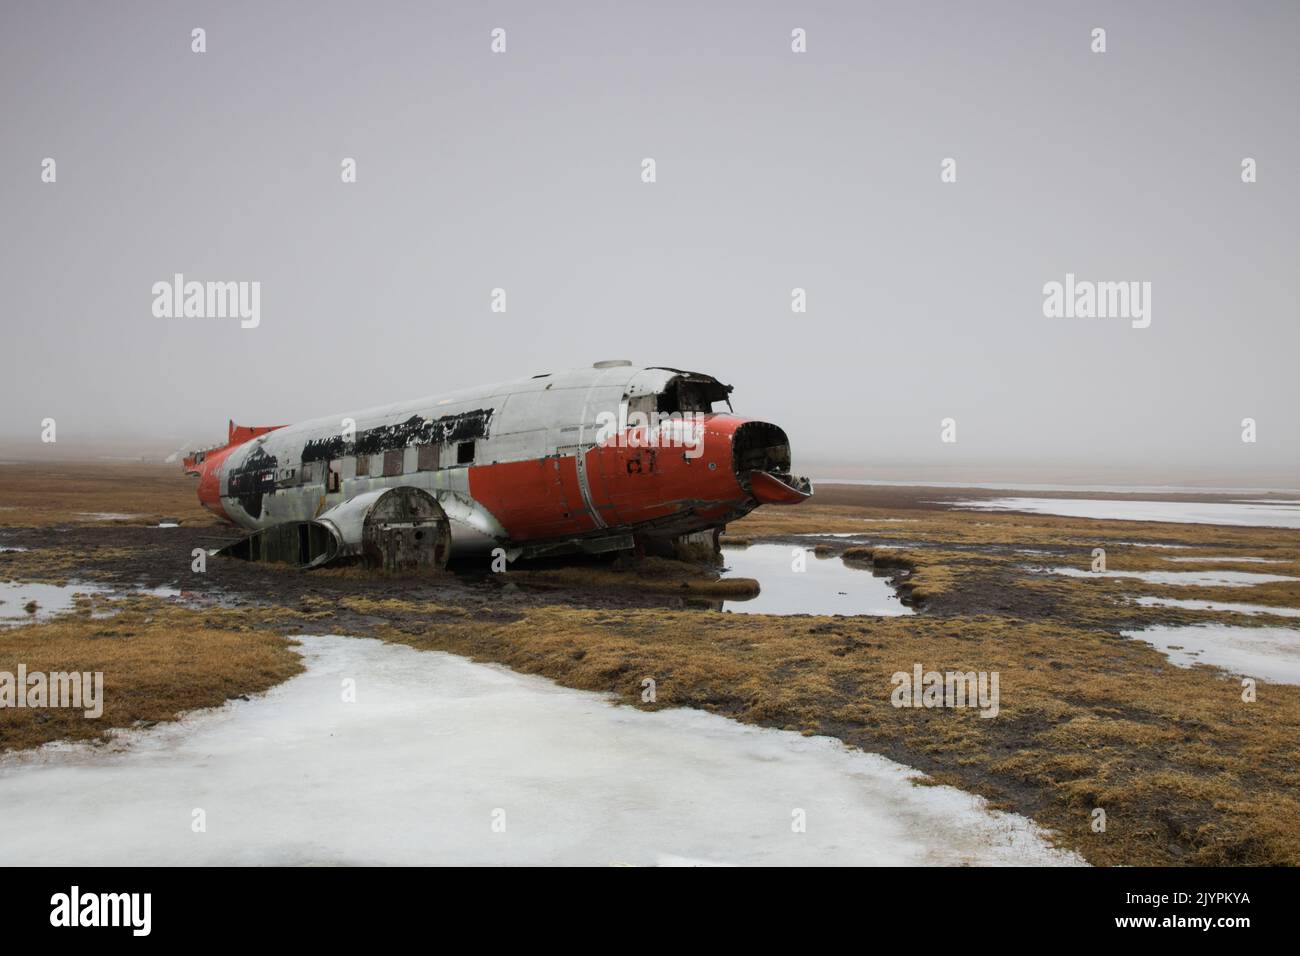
[{"left": 218, "top": 486, "right": 451, "bottom": 571}]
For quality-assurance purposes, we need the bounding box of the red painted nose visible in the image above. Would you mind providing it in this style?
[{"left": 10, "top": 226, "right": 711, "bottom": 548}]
[
  {"left": 749, "top": 468, "right": 813, "bottom": 504},
  {"left": 723, "top": 418, "right": 812, "bottom": 505},
  {"left": 589, "top": 414, "right": 811, "bottom": 528}
]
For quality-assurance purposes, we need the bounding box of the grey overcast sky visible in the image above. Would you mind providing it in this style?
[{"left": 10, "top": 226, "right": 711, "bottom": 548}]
[{"left": 1, "top": 0, "right": 1297, "bottom": 483}]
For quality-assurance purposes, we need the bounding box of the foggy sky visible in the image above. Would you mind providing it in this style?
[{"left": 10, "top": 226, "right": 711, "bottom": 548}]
[{"left": 2, "top": 0, "right": 1297, "bottom": 483}]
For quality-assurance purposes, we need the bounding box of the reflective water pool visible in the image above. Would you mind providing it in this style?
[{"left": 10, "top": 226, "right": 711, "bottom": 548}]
[
  {"left": 1134, "top": 597, "right": 1300, "bottom": 619},
  {"left": 1033, "top": 566, "right": 1298, "bottom": 588},
  {"left": 719, "top": 544, "right": 913, "bottom": 616},
  {"left": 0, "top": 580, "right": 182, "bottom": 626},
  {"left": 947, "top": 497, "right": 1300, "bottom": 529},
  {"left": 1123, "top": 624, "right": 1300, "bottom": 685}
]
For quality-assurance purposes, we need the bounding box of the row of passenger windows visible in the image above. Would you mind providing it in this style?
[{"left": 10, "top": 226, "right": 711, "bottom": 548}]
[
  {"left": 354, "top": 441, "right": 476, "bottom": 477},
  {"left": 278, "top": 441, "right": 477, "bottom": 492}
]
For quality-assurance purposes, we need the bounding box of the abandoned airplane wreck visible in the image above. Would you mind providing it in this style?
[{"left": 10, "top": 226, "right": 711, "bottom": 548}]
[{"left": 185, "top": 362, "right": 812, "bottom": 570}]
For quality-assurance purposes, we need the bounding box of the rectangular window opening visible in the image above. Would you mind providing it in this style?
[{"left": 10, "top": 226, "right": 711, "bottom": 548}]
[{"left": 383, "top": 449, "right": 405, "bottom": 477}]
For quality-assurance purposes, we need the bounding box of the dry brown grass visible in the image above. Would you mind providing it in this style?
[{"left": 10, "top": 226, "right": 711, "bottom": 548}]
[
  {"left": 842, "top": 546, "right": 963, "bottom": 602},
  {"left": 0, "top": 600, "right": 303, "bottom": 753},
  {"left": 0, "top": 546, "right": 145, "bottom": 585},
  {"left": 0, "top": 462, "right": 214, "bottom": 527}
]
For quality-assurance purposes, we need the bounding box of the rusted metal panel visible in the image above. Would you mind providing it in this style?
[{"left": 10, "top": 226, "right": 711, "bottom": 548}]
[
  {"left": 382, "top": 449, "right": 404, "bottom": 477},
  {"left": 359, "top": 487, "right": 450, "bottom": 571}
]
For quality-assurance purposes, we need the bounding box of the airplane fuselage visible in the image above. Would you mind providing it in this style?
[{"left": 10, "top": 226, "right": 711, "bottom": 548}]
[{"left": 187, "top": 363, "right": 810, "bottom": 562}]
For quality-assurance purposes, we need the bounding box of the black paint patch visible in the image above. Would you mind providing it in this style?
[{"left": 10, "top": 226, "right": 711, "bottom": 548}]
[
  {"left": 301, "top": 409, "right": 493, "bottom": 464},
  {"left": 225, "top": 445, "right": 278, "bottom": 520}
]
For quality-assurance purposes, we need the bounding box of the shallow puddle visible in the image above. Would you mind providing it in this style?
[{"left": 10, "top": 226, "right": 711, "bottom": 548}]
[
  {"left": 795, "top": 533, "right": 869, "bottom": 539},
  {"left": 0, "top": 580, "right": 111, "bottom": 625},
  {"left": 0, "top": 635, "right": 1078, "bottom": 866},
  {"left": 0, "top": 580, "right": 181, "bottom": 626},
  {"left": 1034, "top": 566, "right": 1298, "bottom": 588},
  {"left": 720, "top": 545, "right": 912, "bottom": 616},
  {"left": 1162, "top": 556, "right": 1285, "bottom": 564},
  {"left": 1123, "top": 625, "right": 1300, "bottom": 685},
  {"left": 1133, "top": 597, "right": 1300, "bottom": 619},
  {"left": 947, "top": 497, "right": 1300, "bottom": 529}
]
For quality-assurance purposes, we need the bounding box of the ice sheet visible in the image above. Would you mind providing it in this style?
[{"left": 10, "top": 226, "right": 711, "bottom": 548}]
[
  {"left": 946, "top": 498, "right": 1300, "bottom": 529},
  {"left": 0, "top": 635, "right": 1080, "bottom": 866}
]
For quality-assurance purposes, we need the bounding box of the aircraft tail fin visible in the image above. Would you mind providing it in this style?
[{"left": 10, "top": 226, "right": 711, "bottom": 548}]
[{"left": 182, "top": 420, "right": 286, "bottom": 476}]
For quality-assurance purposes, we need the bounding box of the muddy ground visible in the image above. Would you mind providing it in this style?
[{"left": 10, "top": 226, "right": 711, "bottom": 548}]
[{"left": 2, "top": 462, "right": 1300, "bottom": 866}]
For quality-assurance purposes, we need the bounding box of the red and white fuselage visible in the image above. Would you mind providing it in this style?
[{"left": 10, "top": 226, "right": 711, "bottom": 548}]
[{"left": 185, "top": 362, "right": 811, "bottom": 561}]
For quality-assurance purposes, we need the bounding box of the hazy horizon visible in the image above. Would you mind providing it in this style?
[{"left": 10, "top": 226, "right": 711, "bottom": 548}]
[{"left": 3, "top": 1, "right": 1297, "bottom": 482}]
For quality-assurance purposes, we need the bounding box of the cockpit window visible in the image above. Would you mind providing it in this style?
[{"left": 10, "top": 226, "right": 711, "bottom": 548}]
[{"left": 657, "top": 374, "right": 732, "bottom": 414}]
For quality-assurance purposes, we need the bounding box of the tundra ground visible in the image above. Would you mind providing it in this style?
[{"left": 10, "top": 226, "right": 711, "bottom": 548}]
[{"left": 2, "top": 461, "right": 1298, "bottom": 866}]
